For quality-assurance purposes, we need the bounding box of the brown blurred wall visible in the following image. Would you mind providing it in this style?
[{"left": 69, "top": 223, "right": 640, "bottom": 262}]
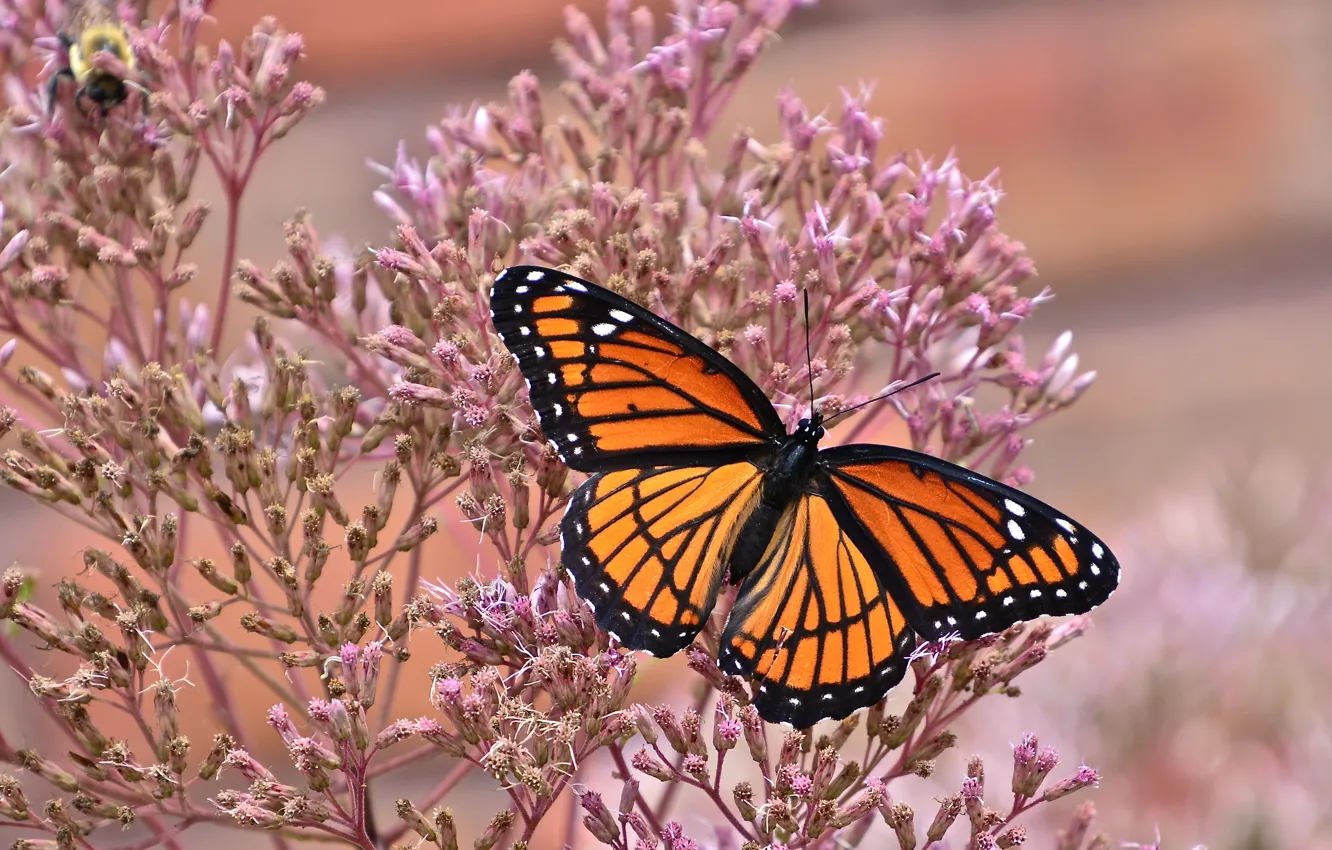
[{"left": 203, "top": 0, "right": 1331, "bottom": 292}]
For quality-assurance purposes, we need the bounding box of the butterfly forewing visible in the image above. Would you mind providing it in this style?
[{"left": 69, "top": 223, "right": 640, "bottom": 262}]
[
  {"left": 490, "top": 266, "right": 784, "bottom": 472},
  {"left": 819, "top": 445, "right": 1120, "bottom": 641},
  {"left": 720, "top": 492, "right": 916, "bottom": 727},
  {"left": 562, "top": 462, "right": 765, "bottom": 657}
]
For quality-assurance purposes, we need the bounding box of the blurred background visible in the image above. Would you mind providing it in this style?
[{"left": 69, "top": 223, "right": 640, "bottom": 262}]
[{"left": 4, "top": 0, "right": 1331, "bottom": 847}]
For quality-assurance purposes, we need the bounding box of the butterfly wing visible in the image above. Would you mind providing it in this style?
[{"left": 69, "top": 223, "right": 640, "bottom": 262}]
[
  {"left": 490, "top": 266, "right": 785, "bottom": 472},
  {"left": 719, "top": 492, "right": 917, "bottom": 727},
  {"left": 818, "top": 445, "right": 1120, "bottom": 642},
  {"left": 563, "top": 462, "right": 765, "bottom": 657}
]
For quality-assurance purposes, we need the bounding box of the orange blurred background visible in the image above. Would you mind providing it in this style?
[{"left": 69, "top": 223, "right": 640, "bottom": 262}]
[{"left": 3, "top": 0, "right": 1330, "bottom": 847}]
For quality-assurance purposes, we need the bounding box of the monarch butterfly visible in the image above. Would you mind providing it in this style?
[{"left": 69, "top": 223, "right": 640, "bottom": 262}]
[{"left": 490, "top": 265, "right": 1119, "bottom": 726}]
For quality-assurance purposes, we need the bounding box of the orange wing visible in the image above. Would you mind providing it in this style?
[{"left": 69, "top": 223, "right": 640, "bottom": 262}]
[
  {"left": 562, "top": 462, "right": 764, "bottom": 657},
  {"left": 490, "top": 266, "right": 784, "bottom": 472},
  {"left": 818, "top": 445, "right": 1120, "bottom": 641},
  {"left": 720, "top": 493, "right": 916, "bottom": 727}
]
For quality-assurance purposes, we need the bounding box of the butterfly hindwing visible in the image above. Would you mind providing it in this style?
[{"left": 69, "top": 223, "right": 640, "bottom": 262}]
[
  {"left": 562, "top": 462, "right": 765, "bottom": 657},
  {"left": 490, "top": 266, "right": 785, "bottom": 473},
  {"left": 819, "top": 445, "right": 1120, "bottom": 642},
  {"left": 719, "top": 492, "right": 916, "bottom": 727}
]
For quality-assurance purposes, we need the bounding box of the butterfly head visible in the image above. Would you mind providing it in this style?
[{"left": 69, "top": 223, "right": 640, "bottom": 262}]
[{"left": 793, "top": 414, "right": 826, "bottom": 447}]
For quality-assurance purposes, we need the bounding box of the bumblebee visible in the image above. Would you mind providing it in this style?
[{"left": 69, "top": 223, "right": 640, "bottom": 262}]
[{"left": 47, "top": 15, "right": 141, "bottom": 117}]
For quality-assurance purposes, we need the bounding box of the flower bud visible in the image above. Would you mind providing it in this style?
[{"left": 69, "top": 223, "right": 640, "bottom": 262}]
[
  {"left": 197, "top": 734, "right": 233, "bottom": 781},
  {"left": 239, "top": 612, "right": 299, "bottom": 643},
  {"left": 1042, "top": 766, "right": 1099, "bottom": 802},
  {"left": 394, "top": 515, "right": 438, "bottom": 551},
  {"left": 925, "top": 794, "right": 961, "bottom": 842},
  {"left": 191, "top": 558, "right": 237, "bottom": 595},
  {"left": 434, "top": 808, "right": 458, "bottom": 850},
  {"left": 474, "top": 809, "right": 515, "bottom": 850},
  {"left": 395, "top": 798, "right": 437, "bottom": 842},
  {"left": 576, "top": 789, "right": 618, "bottom": 845},
  {"left": 733, "top": 782, "right": 757, "bottom": 821},
  {"left": 650, "top": 706, "right": 690, "bottom": 754},
  {"left": 631, "top": 704, "right": 658, "bottom": 745},
  {"left": 630, "top": 748, "right": 673, "bottom": 782},
  {"left": 884, "top": 801, "right": 916, "bottom": 848},
  {"left": 740, "top": 704, "right": 766, "bottom": 764}
]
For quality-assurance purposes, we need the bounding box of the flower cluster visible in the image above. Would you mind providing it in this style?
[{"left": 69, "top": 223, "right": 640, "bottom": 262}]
[
  {"left": 0, "top": 0, "right": 1114, "bottom": 847},
  {"left": 607, "top": 619, "right": 1105, "bottom": 849}
]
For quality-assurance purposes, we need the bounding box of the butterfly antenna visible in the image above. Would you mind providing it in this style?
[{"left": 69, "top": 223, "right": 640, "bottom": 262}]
[
  {"left": 822, "top": 372, "right": 941, "bottom": 427},
  {"left": 803, "top": 289, "right": 817, "bottom": 418}
]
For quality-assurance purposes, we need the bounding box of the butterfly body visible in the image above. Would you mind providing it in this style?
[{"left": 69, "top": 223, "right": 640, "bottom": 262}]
[
  {"left": 490, "top": 265, "right": 1119, "bottom": 727},
  {"left": 726, "top": 416, "right": 825, "bottom": 583}
]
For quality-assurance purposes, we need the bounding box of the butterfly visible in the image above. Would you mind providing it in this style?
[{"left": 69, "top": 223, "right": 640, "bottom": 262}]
[{"left": 489, "top": 265, "right": 1119, "bottom": 726}]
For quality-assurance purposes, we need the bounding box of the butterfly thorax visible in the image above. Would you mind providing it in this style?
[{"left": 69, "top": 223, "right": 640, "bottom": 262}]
[{"left": 765, "top": 415, "right": 825, "bottom": 495}]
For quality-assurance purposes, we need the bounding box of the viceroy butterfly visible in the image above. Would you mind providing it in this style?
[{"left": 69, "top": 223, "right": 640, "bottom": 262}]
[{"left": 490, "top": 265, "right": 1119, "bottom": 726}]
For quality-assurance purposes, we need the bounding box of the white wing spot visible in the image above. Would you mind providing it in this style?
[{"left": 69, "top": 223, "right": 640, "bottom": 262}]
[
  {"left": 1030, "top": 589, "right": 1042, "bottom": 598},
  {"left": 1055, "top": 589, "right": 1067, "bottom": 598},
  {"left": 1070, "top": 536, "right": 1079, "bottom": 544},
  {"left": 853, "top": 686, "right": 865, "bottom": 694},
  {"left": 946, "top": 616, "right": 957, "bottom": 626},
  {"left": 592, "top": 323, "right": 616, "bottom": 337},
  {"left": 515, "top": 285, "right": 529, "bottom": 294},
  {"left": 1002, "top": 596, "right": 1014, "bottom": 606},
  {"left": 650, "top": 628, "right": 661, "bottom": 637},
  {"left": 573, "top": 447, "right": 584, "bottom": 456},
  {"left": 519, "top": 326, "right": 531, "bottom": 336},
  {"left": 822, "top": 694, "right": 834, "bottom": 701},
  {"left": 975, "top": 611, "right": 987, "bottom": 620},
  {"left": 514, "top": 305, "right": 523, "bottom": 314},
  {"left": 1091, "top": 542, "right": 1104, "bottom": 559},
  {"left": 546, "top": 372, "right": 557, "bottom": 385},
  {"left": 1056, "top": 518, "right": 1076, "bottom": 532},
  {"left": 1004, "top": 499, "right": 1026, "bottom": 516},
  {"left": 599, "top": 582, "right": 610, "bottom": 592},
  {"left": 620, "top": 612, "right": 632, "bottom": 621},
  {"left": 566, "top": 433, "right": 579, "bottom": 442},
  {"left": 608, "top": 630, "right": 621, "bottom": 643},
  {"left": 1078, "top": 581, "right": 1088, "bottom": 590},
  {"left": 585, "top": 600, "right": 597, "bottom": 613},
  {"left": 788, "top": 697, "right": 801, "bottom": 706},
  {"left": 759, "top": 685, "right": 768, "bottom": 694},
  {"left": 677, "top": 630, "right": 688, "bottom": 638},
  {"left": 609, "top": 309, "right": 633, "bottom": 323},
  {"left": 553, "top": 285, "right": 564, "bottom": 293},
  {"left": 574, "top": 522, "right": 584, "bottom": 534},
  {"left": 1090, "top": 564, "right": 1101, "bottom": 576},
  {"left": 582, "top": 557, "right": 591, "bottom": 566},
  {"left": 933, "top": 620, "right": 942, "bottom": 630},
  {"left": 534, "top": 345, "right": 546, "bottom": 358},
  {"left": 553, "top": 403, "right": 564, "bottom": 417},
  {"left": 1007, "top": 519, "right": 1025, "bottom": 541},
  {"left": 564, "top": 281, "right": 587, "bottom": 292},
  {"left": 526, "top": 270, "right": 544, "bottom": 281}
]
